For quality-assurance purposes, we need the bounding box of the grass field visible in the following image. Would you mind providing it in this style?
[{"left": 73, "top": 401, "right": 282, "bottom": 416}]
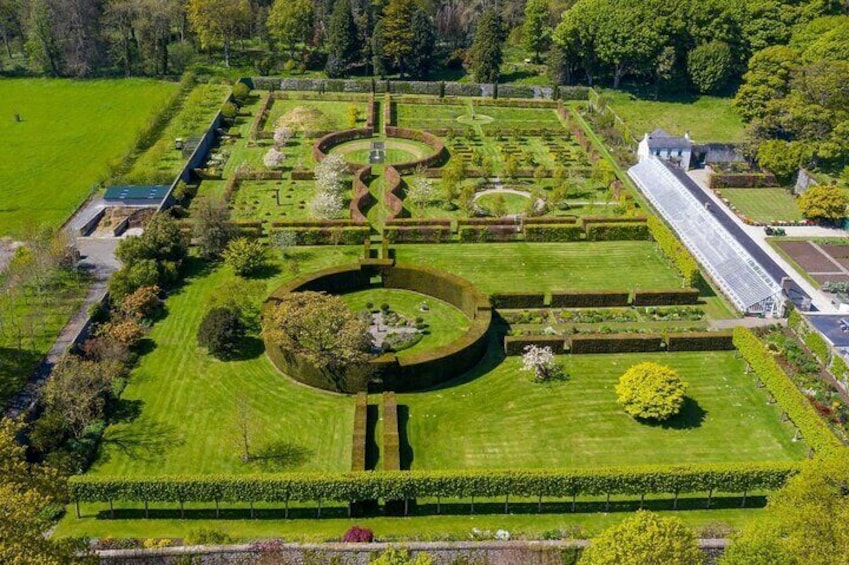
[
  {"left": 400, "top": 351, "right": 806, "bottom": 470},
  {"left": 394, "top": 242, "right": 682, "bottom": 293},
  {"left": 340, "top": 289, "right": 470, "bottom": 359},
  {"left": 88, "top": 249, "right": 365, "bottom": 478},
  {"left": 720, "top": 188, "right": 803, "bottom": 223},
  {"left": 600, "top": 91, "right": 745, "bottom": 143},
  {"left": 0, "top": 79, "right": 179, "bottom": 236}
]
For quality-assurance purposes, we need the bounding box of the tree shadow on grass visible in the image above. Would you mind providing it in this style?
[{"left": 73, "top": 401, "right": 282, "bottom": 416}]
[
  {"left": 225, "top": 336, "right": 265, "bottom": 362},
  {"left": 642, "top": 397, "right": 707, "bottom": 430},
  {"left": 424, "top": 330, "right": 506, "bottom": 392},
  {"left": 244, "top": 262, "right": 282, "bottom": 280},
  {"left": 99, "top": 417, "right": 182, "bottom": 462},
  {"left": 95, "top": 493, "right": 766, "bottom": 521},
  {"left": 246, "top": 440, "right": 312, "bottom": 471}
]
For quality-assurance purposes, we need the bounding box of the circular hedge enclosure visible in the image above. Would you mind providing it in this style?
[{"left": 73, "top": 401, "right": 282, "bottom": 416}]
[{"left": 264, "top": 262, "right": 492, "bottom": 394}]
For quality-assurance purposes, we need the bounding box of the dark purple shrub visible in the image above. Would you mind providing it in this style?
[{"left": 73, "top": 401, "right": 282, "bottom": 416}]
[{"left": 342, "top": 526, "right": 374, "bottom": 543}]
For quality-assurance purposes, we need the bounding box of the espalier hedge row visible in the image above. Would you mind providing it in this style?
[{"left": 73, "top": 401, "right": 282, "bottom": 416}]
[
  {"left": 69, "top": 463, "right": 798, "bottom": 505},
  {"left": 646, "top": 216, "right": 701, "bottom": 287},
  {"left": 733, "top": 327, "right": 844, "bottom": 455}
]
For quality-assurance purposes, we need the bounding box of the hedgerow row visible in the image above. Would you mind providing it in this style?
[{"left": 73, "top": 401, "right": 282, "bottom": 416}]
[{"left": 69, "top": 463, "right": 797, "bottom": 510}]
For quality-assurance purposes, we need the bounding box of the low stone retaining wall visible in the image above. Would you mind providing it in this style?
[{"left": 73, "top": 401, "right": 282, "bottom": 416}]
[{"left": 97, "top": 539, "right": 728, "bottom": 565}]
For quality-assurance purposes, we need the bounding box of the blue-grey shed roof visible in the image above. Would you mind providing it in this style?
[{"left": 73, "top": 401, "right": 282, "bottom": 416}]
[{"left": 104, "top": 185, "right": 170, "bottom": 203}]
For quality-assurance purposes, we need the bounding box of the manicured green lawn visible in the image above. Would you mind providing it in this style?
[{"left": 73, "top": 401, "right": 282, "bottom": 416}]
[
  {"left": 394, "top": 242, "right": 683, "bottom": 293},
  {"left": 476, "top": 192, "right": 530, "bottom": 215},
  {"left": 88, "top": 249, "right": 364, "bottom": 478},
  {"left": 55, "top": 501, "right": 764, "bottom": 542},
  {"left": 264, "top": 98, "right": 368, "bottom": 132},
  {"left": 719, "top": 189, "right": 803, "bottom": 223},
  {"left": 340, "top": 289, "right": 470, "bottom": 359},
  {"left": 600, "top": 91, "right": 745, "bottom": 143},
  {"left": 401, "top": 352, "right": 806, "bottom": 470},
  {"left": 0, "top": 79, "right": 179, "bottom": 236}
]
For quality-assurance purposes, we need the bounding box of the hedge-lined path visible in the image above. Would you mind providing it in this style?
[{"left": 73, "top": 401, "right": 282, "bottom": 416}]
[{"left": 4, "top": 236, "right": 118, "bottom": 419}]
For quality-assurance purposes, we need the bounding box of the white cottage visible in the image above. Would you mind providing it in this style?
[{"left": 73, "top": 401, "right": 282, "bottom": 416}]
[{"left": 637, "top": 128, "right": 692, "bottom": 170}]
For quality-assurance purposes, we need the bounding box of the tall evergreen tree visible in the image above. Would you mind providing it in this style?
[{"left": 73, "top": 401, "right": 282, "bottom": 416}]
[
  {"left": 325, "top": 0, "right": 358, "bottom": 77},
  {"left": 523, "top": 0, "right": 551, "bottom": 63},
  {"left": 378, "top": 0, "right": 416, "bottom": 76},
  {"left": 408, "top": 7, "right": 436, "bottom": 78},
  {"left": 469, "top": 7, "right": 505, "bottom": 83}
]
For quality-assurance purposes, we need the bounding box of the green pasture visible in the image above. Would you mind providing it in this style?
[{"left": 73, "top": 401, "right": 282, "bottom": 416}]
[
  {"left": 719, "top": 188, "right": 803, "bottom": 223},
  {"left": 598, "top": 91, "right": 746, "bottom": 143},
  {"left": 394, "top": 242, "right": 682, "bottom": 293},
  {"left": 0, "top": 79, "right": 178, "bottom": 236},
  {"left": 400, "top": 351, "right": 806, "bottom": 470},
  {"left": 340, "top": 288, "right": 470, "bottom": 359}
]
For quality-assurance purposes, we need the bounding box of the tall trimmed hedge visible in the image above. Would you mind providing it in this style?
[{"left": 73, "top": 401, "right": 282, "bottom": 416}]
[
  {"left": 351, "top": 393, "right": 368, "bottom": 472},
  {"left": 647, "top": 216, "right": 701, "bottom": 287},
  {"left": 632, "top": 289, "right": 700, "bottom": 306},
  {"left": 383, "top": 393, "right": 401, "bottom": 472},
  {"left": 270, "top": 226, "right": 370, "bottom": 246},
  {"left": 666, "top": 332, "right": 734, "bottom": 352},
  {"left": 585, "top": 223, "right": 650, "bottom": 241},
  {"left": 69, "top": 463, "right": 799, "bottom": 508},
  {"left": 459, "top": 225, "right": 522, "bottom": 243},
  {"left": 504, "top": 335, "right": 566, "bottom": 356},
  {"left": 525, "top": 224, "right": 584, "bottom": 242},
  {"left": 384, "top": 225, "right": 453, "bottom": 243},
  {"left": 265, "top": 263, "right": 493, "bottom": 393},
  {"left": 384, "top": 166, "right": 407, "bottom": 220},
  {"left": 570, "top": 334, "right": 664, "bottom": 354},
  {"left": 733, "top": 327, "right": 844, "bottom": 455},
  {"left": 491, "top": 292, "right": 546, "bottom": 309},
  {"left": 550, "top": 291, "right": 630, "bottom": 308}
]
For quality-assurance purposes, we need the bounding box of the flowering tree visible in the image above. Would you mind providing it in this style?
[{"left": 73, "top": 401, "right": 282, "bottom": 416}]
[
  {"left": 263, "top": 147, "right": 285, "bottom": 169},
  {"left": 273, "top": 127, "right": 293, "bottom": 148},
  {"left": 309, "top": 191, "right": 344, "bottom": 219},
  {"left": 315, "top": 154, "right": 349, "bottom": 196},
  {"left": 520, "top": 344, "right": 560, "bottom": 382},
  {"left": 406, "top": 176, "right": 437, "bottom": 209}
]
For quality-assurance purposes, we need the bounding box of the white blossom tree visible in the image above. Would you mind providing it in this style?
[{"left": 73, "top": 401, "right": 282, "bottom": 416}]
[
  {"left": 263, "top": 147, "right": 285, "bottom": 169},
  {"left": 314, "top": 154, "right": 349, "bottom": 196},
  {"left": 521, "top": 344, "right": 561, "bottom": 382},
  {"left": 406, "top": 176, "right": 437, "bottom": 209},
  {"left": 273, "top": 126, "right": 293, "bottom": 148},
  {"left": 309, "top": 191, "right": 344, "bottom": 219}
]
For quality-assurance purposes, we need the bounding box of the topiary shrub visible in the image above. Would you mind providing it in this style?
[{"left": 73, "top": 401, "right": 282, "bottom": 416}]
[
  {"left": 342, "top": 525, "right": 374, "bottom": 543},
  {"left": 197, "top": 307, "right": 246, "bottom": 359},
  {"left": 615, "top": 362, "right": 687, "bottom": 421},
  {"left": 231, "top": 82, "right": 250, "bottom": 103}
]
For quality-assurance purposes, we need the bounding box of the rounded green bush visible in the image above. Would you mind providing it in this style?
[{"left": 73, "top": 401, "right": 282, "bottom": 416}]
[{"left": 615, "top": 362, "right": 686, "bottom": 421}]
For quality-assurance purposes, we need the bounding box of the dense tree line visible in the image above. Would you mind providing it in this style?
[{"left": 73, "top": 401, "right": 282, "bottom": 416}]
[
  {"left": 0, "top": 0, "right": 535, "bottom": 78},
  {"left": 550, "top": 0, "right": 845, "bottom": 93}
]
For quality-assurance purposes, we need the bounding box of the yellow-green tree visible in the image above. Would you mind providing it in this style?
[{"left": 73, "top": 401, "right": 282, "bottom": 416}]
[
  {"left": 187, "top": 0, "right": 251, "bottom": 67},
  {"left": 262, "top": 291, "right": 372, "bottom": 391},
  {"left": 267, "top": 0, "right": 313, "bottom": 59},
  {"left": 580, "top": 511, "right": 703, "bottom": 565},
  {"left": 798, "top": 184, "right": 849, "bottom": 223},
  {"left": 0, "top": 419, "right": 94, "bottom": 564},
  {"left": 615, "top": 362, "right": 687, "bottom": 421}
]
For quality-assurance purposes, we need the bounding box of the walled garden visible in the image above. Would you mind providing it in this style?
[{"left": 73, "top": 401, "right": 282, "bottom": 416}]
[{"left": 53, "top": 82, "right": 845, "bottom": 543}]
